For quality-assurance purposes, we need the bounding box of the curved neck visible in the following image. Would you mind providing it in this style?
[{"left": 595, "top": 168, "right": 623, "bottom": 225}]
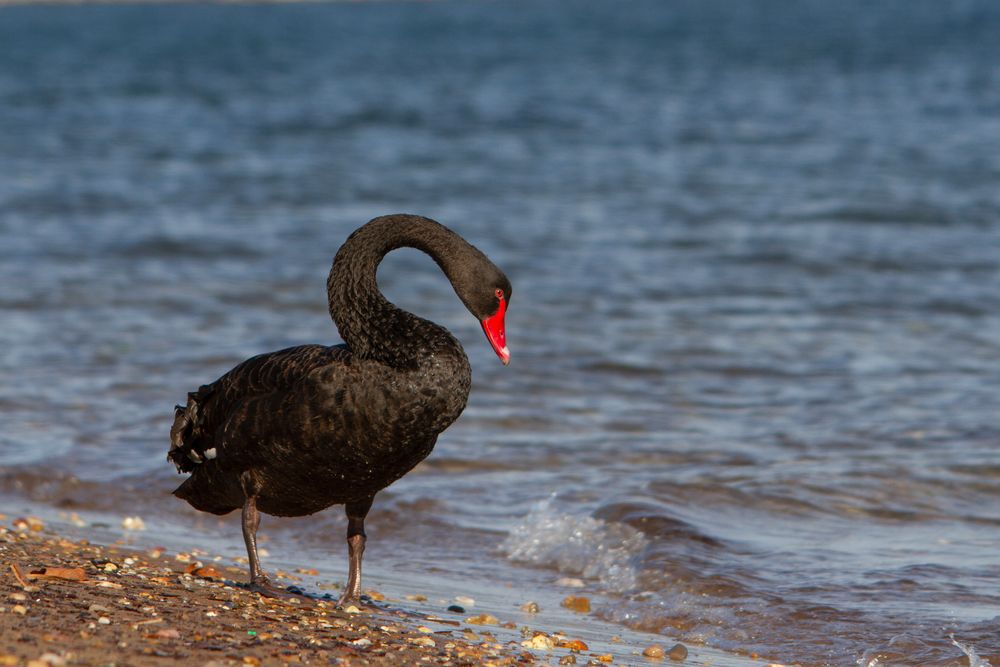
[{"left": 326, "top": 215, "right": 473, "bottom": 366}]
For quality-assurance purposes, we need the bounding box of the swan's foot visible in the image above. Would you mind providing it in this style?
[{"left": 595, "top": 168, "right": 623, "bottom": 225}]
[
  {"left": 336, "top": 590, "right": 365, "bottom": 609},
  {"left": 249, "top": 577, "right": 310, "bottom": 604}
]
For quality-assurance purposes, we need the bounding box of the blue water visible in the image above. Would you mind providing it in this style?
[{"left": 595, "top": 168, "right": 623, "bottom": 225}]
[{"left": 2, "top": 2, "right": 1000, "bottom": 665}]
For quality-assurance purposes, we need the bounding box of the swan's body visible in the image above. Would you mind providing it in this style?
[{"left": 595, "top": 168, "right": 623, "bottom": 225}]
[{"left": 168, "top": 215, "right": 511, "bottom": 603}]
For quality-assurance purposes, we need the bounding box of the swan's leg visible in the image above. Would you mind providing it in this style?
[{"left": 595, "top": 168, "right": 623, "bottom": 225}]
[
  {"left": 241, "top": 494, "right": 267, "bottom": 587},
  {"left": 338, "top": 496, "right": 374, "bottom": 607},
  {"left": 241, "top": 493, "right": 306, "bottom": 602}
]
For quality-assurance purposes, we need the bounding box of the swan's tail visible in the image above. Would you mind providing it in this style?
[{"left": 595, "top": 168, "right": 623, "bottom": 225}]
[{"left": 167, "top": 388, "right": 210, "bottom": 473}]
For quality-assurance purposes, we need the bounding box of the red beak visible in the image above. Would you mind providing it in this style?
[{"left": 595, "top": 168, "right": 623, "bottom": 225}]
[{"left": 480, "top": 296, "right": 510, "bottom": 366}]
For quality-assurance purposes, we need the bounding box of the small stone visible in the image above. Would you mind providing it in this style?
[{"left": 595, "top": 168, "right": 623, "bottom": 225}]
[
  {"left": 11, "top": 605, "right": 27, "bottom": 615},
  {"left": 555, "top": 577, "right": 585, "bottom": 587},
  {"left": 596, "top": 655, "right": 613, "bottom": 663},
  {"left": 98, "top": 617, "right": 111, "bottom": 625},
  {"left": 447, "top": 605, "right": 465, "bottom": 614},
  {"left": 405, "top": 594, "right": 427, "bottom": 602},
  {"left": 104, "top": 563, "right": 118, "bottom": 572},
  {"left": 643, "top": 645, "right": 665, "bottom": 658},
  {"left": 465, "top": 613, "right": 498, "bottom": 625},
  {"left": 667, "top": 643, "right": 688, "bottom": 661},
  {"left": 520, "top": 601, "right": 540, "bottom": 614},
  {"left": 559, "top": 656, "right": 577, "bottom": 665},
  {"left": 520, "top": 633, "right": 555, "bottom": 650},
  {"left": 350, "top": 638, "right": 372, "bottom": 648},
  {"left": 13, "top": 517, "right": 44, "bottom": 532},
  {"left": 560, "top": 595, "right": 591, "bottom": 613},
  {"left": 454, "top": 596, "right": 475, "bottom": 607},
  {"left": 191, "top": 566, "right": 222, "bottom": 579},
  {"left": 9, "top": 593, "right": 26, "bottom": 602},
  {"left": 121, "top": 516, "right": 146, "bottom": 531},
  {"left": 342, "top": 605, "right": 362, "bottom": 614},
  {"left": 411, "top": 636, "right": 435, "bottom": 648},
  {"left": 555, "top": 638, "right": 588, "bottom": 651}
]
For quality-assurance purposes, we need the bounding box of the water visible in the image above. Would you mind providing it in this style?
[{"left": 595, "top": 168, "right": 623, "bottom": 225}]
[{"left": 2, "top": 1, "right": 1000, "bottom": 664}]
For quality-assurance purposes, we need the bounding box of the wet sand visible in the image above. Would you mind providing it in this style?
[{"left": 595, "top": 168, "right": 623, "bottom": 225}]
[{"left": 0, "top": 515, "right": 685, "bottom": 666}]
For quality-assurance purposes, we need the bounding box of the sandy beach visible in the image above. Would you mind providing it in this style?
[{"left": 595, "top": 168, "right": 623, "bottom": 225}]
[{"left": 0, "top": 514, "right": 688, "bottom": 667}]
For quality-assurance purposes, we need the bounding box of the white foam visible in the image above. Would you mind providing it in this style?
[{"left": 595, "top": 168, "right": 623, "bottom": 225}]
[
  {"left": 951, "top": 635, "right": 992, "bottom": 667},
  {"left": 500, "top": 496, "right": 648, "bottom": 593}
]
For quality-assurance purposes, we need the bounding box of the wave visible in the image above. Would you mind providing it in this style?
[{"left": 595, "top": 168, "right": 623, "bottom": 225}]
[{"left": 499, "top": 496, "right": 647, "bottom": 593}]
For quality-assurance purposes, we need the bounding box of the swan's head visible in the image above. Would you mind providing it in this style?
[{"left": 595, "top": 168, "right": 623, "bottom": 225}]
[{"left": 458, "top": 264, "right": 512, "bottom": 366}]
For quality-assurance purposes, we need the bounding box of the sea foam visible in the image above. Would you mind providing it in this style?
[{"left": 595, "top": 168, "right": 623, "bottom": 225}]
[{"left": 500, "top": 496, "right": 648, "bottom": 593}]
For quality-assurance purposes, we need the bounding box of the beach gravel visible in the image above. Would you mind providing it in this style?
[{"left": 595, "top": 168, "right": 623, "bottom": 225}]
[{"left": 1, "top": 523, "right": 532, "bottom": 665}]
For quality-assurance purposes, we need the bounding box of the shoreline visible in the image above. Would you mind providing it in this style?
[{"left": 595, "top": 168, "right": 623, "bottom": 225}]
[
  {"left": 1, "top": 519, "right": 530, "bottom": 666},
  {"left": 0, "top": 513, "right": 704, "bottom": 666}
]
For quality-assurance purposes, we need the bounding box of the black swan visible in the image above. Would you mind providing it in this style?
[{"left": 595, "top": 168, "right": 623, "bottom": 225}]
[{"left": 168, "top": 214, "right": 511, "bottom": 604}]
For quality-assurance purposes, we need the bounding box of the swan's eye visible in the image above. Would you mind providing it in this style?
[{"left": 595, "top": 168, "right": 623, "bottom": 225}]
[{"left": 494, "top": 288, "right": 504, "bottom": 300}]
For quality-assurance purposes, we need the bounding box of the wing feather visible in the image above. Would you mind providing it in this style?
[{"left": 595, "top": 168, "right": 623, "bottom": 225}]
[{"left": 168, "top": 344, "right": 349, "bottom": 472}]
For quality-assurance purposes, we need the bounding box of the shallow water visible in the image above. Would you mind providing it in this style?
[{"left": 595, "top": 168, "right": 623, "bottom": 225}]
[{"left": 2, "top": 1, "right": 1000, "bottom": 664}]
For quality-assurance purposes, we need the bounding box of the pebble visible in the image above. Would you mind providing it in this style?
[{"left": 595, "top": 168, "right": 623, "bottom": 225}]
[
  {"left": 520, "top": 601, "right": 540, "bottom": 614},
  {"left": 350, "top": 638, "right": 372, "bottom": 648},
  {"left": 13, "top": 517, "right": 44, "bottom": 532},
  {"left": 447, "top": 605, "right": 465, "bottom": 614},
  {"left": 411, "top": 636, "right": 435, "bottom": 648},
  {"left": 342, "top": 605, "right": 362, "bottom": 614},
  {"left": 520, "top": 634, "right": 555, "bottom": 650},
  {"left": 643, "top": 645, "right": 665, "bottom": 658},
  {"left": 9, "top": 593, "right": 27, "bottom": 602},
  {"left": 465, "top": 613, "right": 498, "bottom": 625},
  {"left": 558, "top": 656, "right": 577, "bottom": 665},
  {"left": 555, "top": 638, "right": 588, "bottom": 651},
  {"left": 555, "top": 577, "right": 585, "bottom": 588},
  {"left": 667, "top": 643, "right": 688, "bottom": 661},
  {"left": 560, "top": 595, "right": 591, "bottom": 613},
  {"left": 454, "top": 595, "right": 475, "bottom": 607},
  {"left": 12, "top": 605, "right": 27, "bottom": 615},
  {"left": 121, "top": 516, "right": 146, "bottom": 531},
  {"left": 98, "top": 617, "right": 111, "bottom": 625}
]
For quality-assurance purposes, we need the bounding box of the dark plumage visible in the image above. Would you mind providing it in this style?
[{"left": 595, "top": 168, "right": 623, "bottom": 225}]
[{"left": 168, "top": 214, "right": 512, "bottom": 604}]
